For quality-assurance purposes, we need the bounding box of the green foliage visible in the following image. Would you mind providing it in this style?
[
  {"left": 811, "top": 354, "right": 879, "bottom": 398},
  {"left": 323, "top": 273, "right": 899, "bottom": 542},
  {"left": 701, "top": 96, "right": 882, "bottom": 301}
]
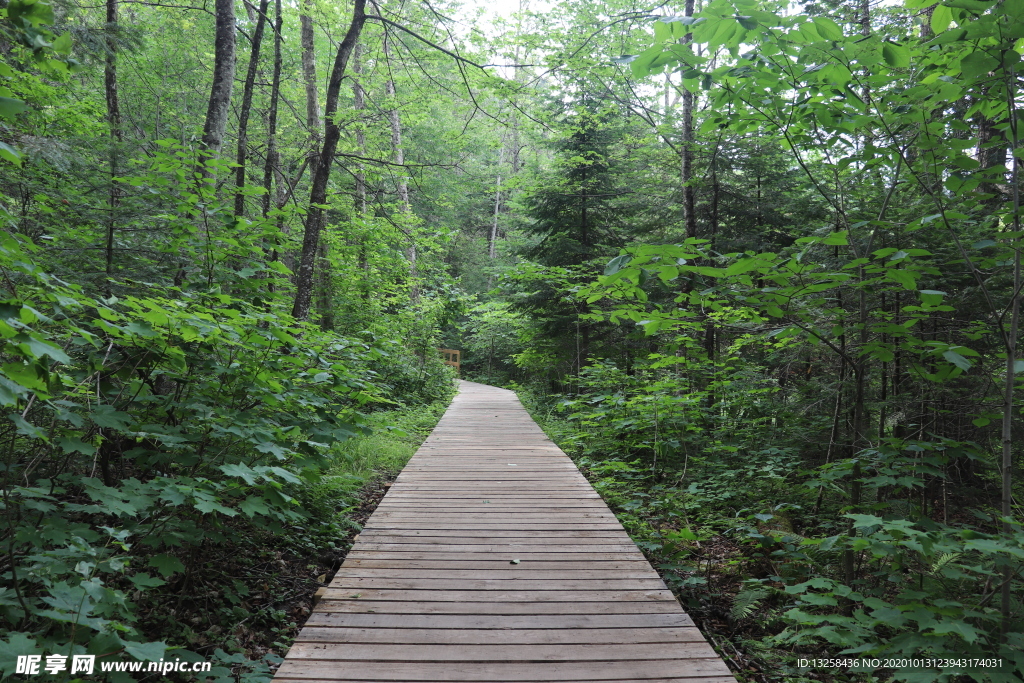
[{"left": 0, "top": 228, "right": 453, "bottom": 675}]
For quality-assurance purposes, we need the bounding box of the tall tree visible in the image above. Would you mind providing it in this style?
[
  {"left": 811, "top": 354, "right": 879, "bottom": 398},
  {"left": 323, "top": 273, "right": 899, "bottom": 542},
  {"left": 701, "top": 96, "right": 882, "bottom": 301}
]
[
  {"left": 104, "top": 0, "right": 121, "bottom": 292},
  {"left": 292, "top": 0, "right": 367, "bottom": 320},
  {"left": 234, "top": 0, "right": 270, "bottom": 216},
  {"left": 199, "top": 0, "right": 237, "bottom": 157}
]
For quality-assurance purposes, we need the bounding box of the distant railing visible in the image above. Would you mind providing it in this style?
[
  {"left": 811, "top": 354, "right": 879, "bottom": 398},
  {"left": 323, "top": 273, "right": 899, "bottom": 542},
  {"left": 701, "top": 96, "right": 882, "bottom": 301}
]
[{"left": 439, "top": 349, "right": 461, "bottom": 375}]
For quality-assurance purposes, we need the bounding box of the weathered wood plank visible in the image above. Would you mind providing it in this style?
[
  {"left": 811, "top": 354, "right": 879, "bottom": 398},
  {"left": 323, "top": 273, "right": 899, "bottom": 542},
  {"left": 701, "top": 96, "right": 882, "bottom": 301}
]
[
  {"left": 274, "top": 659, "right": 732, "bottom": 681},
  {"left": 285, "top": 642, "right": 721, "bottom": 661},
  {"left": 302, "top": 612, "right": 695, "bottom": 629},
  {"left": 294, "top": 627, "right": 708, "bottom": 644},
  {"left": 272, "top": 380, "right": 733, "bottom": 683}
]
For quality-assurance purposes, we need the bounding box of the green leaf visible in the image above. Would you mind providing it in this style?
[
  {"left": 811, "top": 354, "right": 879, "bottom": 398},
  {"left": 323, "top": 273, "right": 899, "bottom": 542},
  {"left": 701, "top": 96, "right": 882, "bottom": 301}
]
[
  {"left": 15, "top": 334, "right": 70, "bottom": 363},
  {"left": 0, "top": 97, "right": 29, "bottom": 120},
  {"left": 823, "top": 231, "right": 848, "bottom": 245},
  {"left": 51, "top": 32, "right": 72, "bottom": 55},
  {"left": 238, "top": 495, "right": 270, "bottom": 517},
  {"left": 220, "top": 462, "right": 258, "bottom": 485},
  {"left": 149, "top": 554, "right": 185, "bottom": 577},
  {"left": 0, "top": 633, "right": 43, "bottom": 677},
  {"left": 59, "top": 437, "right": 96, "bottom": 456},
  {"left": 736, "top": 15, "right": 758, "bottom": 30},
  {"left": 882, "top": 42, "right": 911, "bottom": 68},
  {"left": 930, "top": 4, "right": 953, "bottom": 32},
  {"left": 90, "top": 404, "right": 132, "bottom": 430},
  {"left": 812, "top": 17, "right": 843, "bottom": 40},
  {"left": 653, "top": 20, "right": 672, "bottom": 42},
  {"left": 128, "top": 573, "right": 166, "bottom": 589},
  {"left": 942, "top": 350, "right": 972, "bottom": 370},
  {"left": 960, "top": 50, "right": 1000, "bottom": 79},
  {"left": 604, "top": 254, "right": 632, "bottom": 275},
  {"left": 8, "top": 413, "right": 46, "bottom": 439},
  {"left": 0, "top": 142, "right": 21, "bottom": 166},
  {"left": 123, "top": 641, "right": 167, "bottom": 662}
]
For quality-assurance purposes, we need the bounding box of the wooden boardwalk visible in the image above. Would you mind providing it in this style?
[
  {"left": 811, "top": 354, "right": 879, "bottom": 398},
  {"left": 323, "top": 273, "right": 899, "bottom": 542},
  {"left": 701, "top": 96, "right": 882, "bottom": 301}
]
[{"left": 274, "top": 381, "right": 735, "bottom": 682}]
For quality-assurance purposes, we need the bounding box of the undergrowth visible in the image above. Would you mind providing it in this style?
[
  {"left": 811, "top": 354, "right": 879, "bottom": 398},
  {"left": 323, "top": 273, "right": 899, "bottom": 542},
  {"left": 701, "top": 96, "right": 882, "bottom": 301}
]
[{"left": 518, "top": 386, "right": 1024, "bottom": 683}]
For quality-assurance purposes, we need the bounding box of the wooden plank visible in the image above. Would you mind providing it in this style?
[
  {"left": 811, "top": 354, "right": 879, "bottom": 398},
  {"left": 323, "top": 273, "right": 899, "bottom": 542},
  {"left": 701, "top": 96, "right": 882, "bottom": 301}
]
[
  {"left": 274, "top": 660, "right": 732, "bottom": 681},
  {"left": 272, "top": 380, "right": 733, "bottom": 683},
  {"left": 331, "top": 568, "right": 662, "bottom": 579},
  {"left": 314, "top": 600, "right": 689, "bottom": 615},
  {"left": 302, "top": 612, "right": 695, "bottom": 629},
  {"left": 294, "top": 627, "right": 708, "bottom": 645},
  {"left": 320, "top": 588, "right": 677, "bottom": 602},
  {"left": 325, "top": 578, "right": 668, "bottom": 590},
  {"left": 285, "top": 642, "right": 720, "bottom": 661}
]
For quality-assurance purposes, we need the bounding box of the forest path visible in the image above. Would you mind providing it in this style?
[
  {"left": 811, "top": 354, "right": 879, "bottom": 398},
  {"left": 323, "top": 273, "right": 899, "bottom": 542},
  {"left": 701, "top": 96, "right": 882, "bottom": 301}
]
[{"left": 272, "top": 380, "right": 734, "bottom": 682}]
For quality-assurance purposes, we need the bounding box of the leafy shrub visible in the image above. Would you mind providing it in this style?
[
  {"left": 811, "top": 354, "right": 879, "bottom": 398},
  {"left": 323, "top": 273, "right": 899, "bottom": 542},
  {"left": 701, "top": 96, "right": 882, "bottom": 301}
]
[{"left": 0, "top": 232, "right": 449, "bottom": 675}]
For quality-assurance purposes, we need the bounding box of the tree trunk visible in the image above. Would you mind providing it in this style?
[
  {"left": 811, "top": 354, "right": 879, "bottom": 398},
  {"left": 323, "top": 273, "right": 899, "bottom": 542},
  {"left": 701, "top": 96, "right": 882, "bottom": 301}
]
[
  {"left": 200, "top": 0, "right": 236, "bottom": 157},
  {"left": 1000, "top": 68, "right": 1021, "bottom": 636},
  {"left": 261, "top": 0, "right": 282, "bottom": 221},
  {"left": 291, "top": 0, "right": 367, "bottom": 321},
  {"left": 299, "top": 0, "right": 333, "bottom": 328},
  {"left": 384, "top": 32, "right": 416, "bottom": 303},
  {"left": 300, "top": 0, "right": 321, "bottom": 175},
  {"left": 104, "top": 0, "right": 121, "bottom": 293},
  {"left": 489, "top": 144, "right": 504, "bottom": 260},
  {"left": 681, "top": 0, "right": 696, "bottom": 239},
  {"left": 353, "top": 42, "right": 367, "bottom": 216},
  {"left": 234, "top": 0, "right": 270, "bottom": 217}
]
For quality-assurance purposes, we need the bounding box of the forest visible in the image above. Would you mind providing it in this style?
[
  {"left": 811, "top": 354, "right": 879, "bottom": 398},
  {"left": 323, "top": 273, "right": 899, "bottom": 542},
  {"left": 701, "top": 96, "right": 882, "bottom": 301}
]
[{"left": 0, "top": 0, "right": 1021, "bottom": 678}]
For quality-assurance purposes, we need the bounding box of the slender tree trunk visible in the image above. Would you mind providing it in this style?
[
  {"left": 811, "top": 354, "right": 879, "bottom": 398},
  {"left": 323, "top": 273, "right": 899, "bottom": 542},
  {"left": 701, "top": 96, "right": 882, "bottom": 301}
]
[
  {"left": 489, "top": 144, "right": 504, "bottom": 260},
  {"left": 353, "top": 42, "right": 367, "bottom": 216},
  {"left": 681, "top": 0, "right": 696, "bottom": 240},
  {"left": 384, "top": 32, "right": 416, "bottom": 303},
  {"left": 234, "top": 0, "right": 269, "bottom": 217},
  {"left": 261, "top": 0, "right": 282, "bottom": 221},
  {"left": 262, "top": 0, "right": 283, "bottom": 290},
  {"left": 1001, "top": 66, "right": 1021, "bottom": 636},
  {"left": 292, "top": 0, "right": 367, "bottom": 321},
  {"left": 300, "top": 0, "right": 321, "bottom": 175},
  {"left": 200, "top": 0, "right": 236, "bottom": 157},
  {"left": 298, "top": 0, "right": 333, "bottom": 328},
  {"left": 104, "top": 0, "right": 121, "bottom": 293},
  {"left": 352, "top": 42, "right": 370, "bottom": 303}
]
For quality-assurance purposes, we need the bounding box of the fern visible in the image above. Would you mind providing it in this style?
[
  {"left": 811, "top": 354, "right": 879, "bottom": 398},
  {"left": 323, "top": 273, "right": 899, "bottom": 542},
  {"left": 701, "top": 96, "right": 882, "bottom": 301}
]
[
  {"left": 930, "top": 552, "right": 961, "bottom": 574},
  {"left": 731, "top": 587, "right": 771, "bottom": 621}
]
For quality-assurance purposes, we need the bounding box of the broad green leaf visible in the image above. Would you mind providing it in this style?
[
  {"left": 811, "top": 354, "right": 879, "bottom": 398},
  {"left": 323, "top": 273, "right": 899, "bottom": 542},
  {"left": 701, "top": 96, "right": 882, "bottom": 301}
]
[
  {"left": 59, "top": 437, "right": 96, "bottom": 455},
  {"left": 238, "top": 495, "right": 270, "bottom": 517},
  {"left": 654, "top": 20, "right": 672, "bottom": 42},
  {"left": 604, "top": 254, "right": 632, "bottom": 275},
  {"left": 0, "top": 98, "right": 29, "bottom": 120},
  {"left": 812, "top": 17, "right": 843, "bottom": 40},
  {"left": 123, "top": 641, "right": 167, "bottom": 661},
  {"left": 942, "top": 350, "right": 972, "bottom": 370},
  {"left": 882, "top": 42, "right": 911, "bottom": 68},
  {"left": 0, "top": 142, "right": 21, "bottom": 166},
  {"left": 736, "top": 15, "right": 758, "bottom": 30},
  {"left": 128, "top": 573, "right": 166, "bottom": 589},
  {"left": 930, "top": 4, "right": 953, "bottom": 32},
  {"left": 90, "top": 405, "right": 132, "bottom": 430},
  {"left": 51, "top": 32, "right": 72, "bottom": 55},
  {"left": 220, "top": 463, "right": 258, "bottom": 485},
  {"left": 960, "top": 50, "right": 1000, "bottom": 79},
  {"left": 149, "top": 554, "right": 185, "bottom": 577}
]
